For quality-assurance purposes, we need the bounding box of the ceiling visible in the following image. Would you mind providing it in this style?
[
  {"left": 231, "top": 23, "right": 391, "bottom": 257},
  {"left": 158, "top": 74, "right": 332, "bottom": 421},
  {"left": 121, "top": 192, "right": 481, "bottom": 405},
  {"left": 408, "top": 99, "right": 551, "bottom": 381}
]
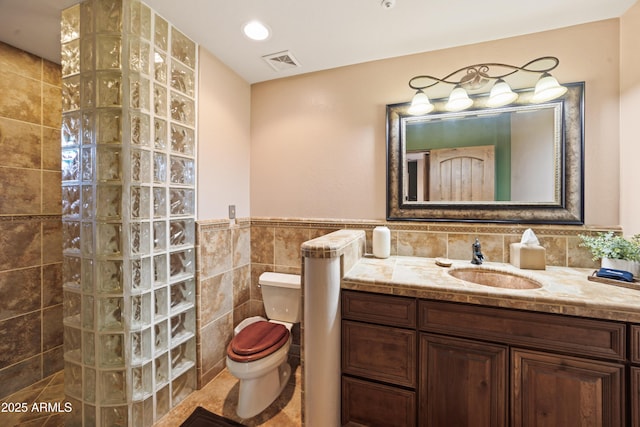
[{"left": 0, "top": 0, "right": 636, "bottom": 84}]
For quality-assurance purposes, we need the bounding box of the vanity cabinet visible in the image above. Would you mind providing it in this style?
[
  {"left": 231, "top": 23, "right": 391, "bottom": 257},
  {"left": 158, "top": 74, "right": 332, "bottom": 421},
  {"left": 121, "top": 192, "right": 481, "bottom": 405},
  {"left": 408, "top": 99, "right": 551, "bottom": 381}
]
[
  {"left": 341, "top": 291, "right": 417, "bottom": 427},
  {"left": 341, "top": 290, "right": 630, "bottom": 427}
]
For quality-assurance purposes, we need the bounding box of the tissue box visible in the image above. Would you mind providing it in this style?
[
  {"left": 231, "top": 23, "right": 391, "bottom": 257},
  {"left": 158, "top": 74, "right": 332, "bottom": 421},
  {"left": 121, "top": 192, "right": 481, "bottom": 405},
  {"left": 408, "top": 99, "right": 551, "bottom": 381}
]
[{"left": 510, "top": 243, "right": 546, "bottom": 270}]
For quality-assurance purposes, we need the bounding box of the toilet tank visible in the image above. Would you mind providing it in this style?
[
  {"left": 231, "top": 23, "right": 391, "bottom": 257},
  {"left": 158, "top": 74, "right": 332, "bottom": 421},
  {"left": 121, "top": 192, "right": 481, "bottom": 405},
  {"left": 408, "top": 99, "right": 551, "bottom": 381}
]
[{"left": 259, "top": 272, "right": 301, "bottom": 323}]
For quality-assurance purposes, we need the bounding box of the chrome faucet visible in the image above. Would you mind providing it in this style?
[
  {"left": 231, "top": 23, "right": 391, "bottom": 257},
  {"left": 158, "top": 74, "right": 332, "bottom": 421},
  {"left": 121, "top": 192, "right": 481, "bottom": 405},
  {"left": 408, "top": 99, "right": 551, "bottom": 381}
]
[{"left": 471, "top": 238, "right": 484, "bottom": 265}]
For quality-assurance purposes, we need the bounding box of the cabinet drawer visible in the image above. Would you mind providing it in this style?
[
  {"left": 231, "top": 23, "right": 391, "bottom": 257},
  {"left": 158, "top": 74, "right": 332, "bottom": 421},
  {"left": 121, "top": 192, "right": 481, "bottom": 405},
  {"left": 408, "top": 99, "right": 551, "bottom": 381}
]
[
  {"left": 632, "top": 325, "right": 640, "bottom": 364},
  {"left": 342, "top": 376, "right": 416, "bottom": 427},
  {"left": 342, "top": 320, "right": 416, "bottom": 387},
  {"left": 342, "top": 290, "right": 416, "bottom": 328},
  {"left": 419, "top": 300, "right": 626, "bottom": 361}
]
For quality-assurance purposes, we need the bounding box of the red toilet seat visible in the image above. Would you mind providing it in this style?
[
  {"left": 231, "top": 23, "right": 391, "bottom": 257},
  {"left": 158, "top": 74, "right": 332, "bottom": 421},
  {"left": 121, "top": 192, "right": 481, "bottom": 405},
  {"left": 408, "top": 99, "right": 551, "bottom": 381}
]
[{"left": 227, "top": 321, "right": 289, "bottom": 362}]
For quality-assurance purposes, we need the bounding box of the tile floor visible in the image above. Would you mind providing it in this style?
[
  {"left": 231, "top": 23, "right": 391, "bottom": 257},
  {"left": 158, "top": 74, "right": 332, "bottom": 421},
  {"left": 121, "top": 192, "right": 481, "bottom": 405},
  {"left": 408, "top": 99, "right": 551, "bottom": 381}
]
[
  {"left": 0, "top": 371, "right": 66, "bottom": 427},
  {"left": 154, "top": 362, "right": 301, "bottom": 427},
  {"left": 1, "top": 362, "right": 301, "bottom": 427}
]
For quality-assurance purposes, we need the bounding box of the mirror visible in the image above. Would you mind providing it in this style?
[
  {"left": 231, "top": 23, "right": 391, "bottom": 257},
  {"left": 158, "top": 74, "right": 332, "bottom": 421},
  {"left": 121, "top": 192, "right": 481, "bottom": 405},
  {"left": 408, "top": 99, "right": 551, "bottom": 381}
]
[
  {"left": 386, "top": 82, "right": 584, "bottom": 223},
  {"left": 404, "top": 104, "right": 560, "bottom": 203}
]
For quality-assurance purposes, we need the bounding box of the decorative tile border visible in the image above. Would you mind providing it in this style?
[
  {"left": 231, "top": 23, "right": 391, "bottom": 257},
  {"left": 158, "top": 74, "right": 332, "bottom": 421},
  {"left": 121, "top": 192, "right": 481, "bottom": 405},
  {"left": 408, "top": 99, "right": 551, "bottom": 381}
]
[
  {"left": 0, "top": 214, "right": 61, "bottom": 222},
  {"left": 252, "top": 217, "right": 620, "bottom": 234},
  {"left": 197, "top": 217, "right": 250, "bottom": 229}
]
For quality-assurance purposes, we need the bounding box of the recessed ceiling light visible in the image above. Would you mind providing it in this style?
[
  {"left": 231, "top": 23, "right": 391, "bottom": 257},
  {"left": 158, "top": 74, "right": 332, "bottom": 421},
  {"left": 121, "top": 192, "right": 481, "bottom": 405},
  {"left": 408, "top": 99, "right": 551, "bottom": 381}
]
[{"left": 242, "top": 20, "right": 270, "bottom": 41}]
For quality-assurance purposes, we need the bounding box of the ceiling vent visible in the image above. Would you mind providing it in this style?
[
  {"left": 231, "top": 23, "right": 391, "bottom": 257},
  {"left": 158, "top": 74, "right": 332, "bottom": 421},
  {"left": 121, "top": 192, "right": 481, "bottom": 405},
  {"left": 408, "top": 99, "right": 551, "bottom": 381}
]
[{"left": 262, "top": 50, "right": 301, "bottom": 71}]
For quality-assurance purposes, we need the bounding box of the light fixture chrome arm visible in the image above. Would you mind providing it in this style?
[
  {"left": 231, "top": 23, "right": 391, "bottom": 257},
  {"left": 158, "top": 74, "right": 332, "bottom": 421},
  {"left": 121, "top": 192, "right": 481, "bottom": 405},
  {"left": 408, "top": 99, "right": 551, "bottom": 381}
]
[
  {"left": 408, "top": 56, "right": 560, "bottom": 91},
  {"left": 407, "top": 56, "right": 567, "bottom": 113}
]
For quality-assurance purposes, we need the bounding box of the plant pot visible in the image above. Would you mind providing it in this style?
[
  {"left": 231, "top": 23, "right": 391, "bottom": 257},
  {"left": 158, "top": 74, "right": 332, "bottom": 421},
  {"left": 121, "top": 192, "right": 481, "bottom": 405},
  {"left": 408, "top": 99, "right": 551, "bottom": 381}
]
[{"left": 601, "top": 258, "right": 640, "bottom": 278}]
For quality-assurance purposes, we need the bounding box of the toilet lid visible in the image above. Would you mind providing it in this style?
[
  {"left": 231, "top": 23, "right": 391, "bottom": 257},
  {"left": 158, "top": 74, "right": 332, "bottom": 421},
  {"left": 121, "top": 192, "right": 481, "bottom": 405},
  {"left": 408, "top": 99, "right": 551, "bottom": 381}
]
[{"left": 227, "top": 321, "right": 289, "bottom": 362}]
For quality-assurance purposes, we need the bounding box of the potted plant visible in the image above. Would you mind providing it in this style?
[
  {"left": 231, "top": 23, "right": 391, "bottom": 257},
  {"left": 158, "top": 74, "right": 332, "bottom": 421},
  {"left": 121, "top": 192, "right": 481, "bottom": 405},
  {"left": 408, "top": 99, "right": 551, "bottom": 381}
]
[{"left": 579, "top": 231, "right": 640, "bottom": 277}]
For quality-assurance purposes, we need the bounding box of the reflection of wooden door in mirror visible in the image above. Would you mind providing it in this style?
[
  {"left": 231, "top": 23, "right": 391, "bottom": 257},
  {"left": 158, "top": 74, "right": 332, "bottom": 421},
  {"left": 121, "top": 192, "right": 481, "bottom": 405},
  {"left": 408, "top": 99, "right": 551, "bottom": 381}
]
[
  {"left": 429, "top": 145, "right": 495, "bottom": 201},
  {"left": 407, "top": 160, "right": 418, "bottom": 201}
]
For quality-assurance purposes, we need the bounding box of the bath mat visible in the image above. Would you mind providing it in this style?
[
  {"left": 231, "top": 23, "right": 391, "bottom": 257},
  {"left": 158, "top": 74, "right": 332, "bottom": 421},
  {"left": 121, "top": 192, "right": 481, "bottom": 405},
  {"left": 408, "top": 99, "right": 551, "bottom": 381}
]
[{"left": 180, "top": 406, "right": 246, "bottom": 427}]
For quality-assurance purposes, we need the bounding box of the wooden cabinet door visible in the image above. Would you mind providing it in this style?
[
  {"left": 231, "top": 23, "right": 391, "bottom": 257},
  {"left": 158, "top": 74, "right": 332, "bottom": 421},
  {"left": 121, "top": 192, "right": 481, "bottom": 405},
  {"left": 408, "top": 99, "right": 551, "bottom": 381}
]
[
  {"left": 512, "top": 349, "right": 624, "bottom": 427},
  {"left": 633, "top": 367, "right": 640, "bottom": 427},
  {"left": 631, "top": 326, "right": 640, "bottom": 363},
  {"left": 419, "top": 333, "right": 507, "bottom": 427}
]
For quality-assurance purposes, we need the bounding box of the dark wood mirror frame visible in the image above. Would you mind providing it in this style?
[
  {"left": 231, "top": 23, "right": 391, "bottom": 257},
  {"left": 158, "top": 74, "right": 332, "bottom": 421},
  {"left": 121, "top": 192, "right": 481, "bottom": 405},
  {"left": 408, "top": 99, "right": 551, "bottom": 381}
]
[{"left": 386, "top": 82, "right": 584, "bottom": 224}]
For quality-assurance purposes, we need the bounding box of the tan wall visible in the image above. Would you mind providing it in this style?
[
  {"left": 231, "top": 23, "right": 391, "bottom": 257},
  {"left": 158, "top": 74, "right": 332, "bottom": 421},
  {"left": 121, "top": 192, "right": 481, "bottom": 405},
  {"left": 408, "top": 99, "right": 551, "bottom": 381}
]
[
  {"left": 0, "top": 41, "right": 63, "bottom": 398},
  {"left": 195, "top": 46, "right": 252, "bottom": 386},
  {"left": 197, "top": 46, "right": 251, "bottom": 220},
  {"left": 620, "top": 2, "right": 640, "bottom": 235},
  {"left": 250, "top": 20, "right": 621, "bottom": 226}
]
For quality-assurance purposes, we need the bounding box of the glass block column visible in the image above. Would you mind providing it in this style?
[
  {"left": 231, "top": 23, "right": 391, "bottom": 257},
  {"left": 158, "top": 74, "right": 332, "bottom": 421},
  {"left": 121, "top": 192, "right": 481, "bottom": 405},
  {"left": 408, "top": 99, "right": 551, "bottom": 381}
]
[{"left": 61, "top": 1, "right": 197, "bottom": 425}]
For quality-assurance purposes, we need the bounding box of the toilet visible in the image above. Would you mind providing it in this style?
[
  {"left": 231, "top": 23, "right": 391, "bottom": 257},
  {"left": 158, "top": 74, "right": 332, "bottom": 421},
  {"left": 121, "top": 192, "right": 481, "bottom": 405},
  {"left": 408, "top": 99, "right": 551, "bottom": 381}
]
[{"left": 226, "top": 272, "right": 301, "bottom": 419}]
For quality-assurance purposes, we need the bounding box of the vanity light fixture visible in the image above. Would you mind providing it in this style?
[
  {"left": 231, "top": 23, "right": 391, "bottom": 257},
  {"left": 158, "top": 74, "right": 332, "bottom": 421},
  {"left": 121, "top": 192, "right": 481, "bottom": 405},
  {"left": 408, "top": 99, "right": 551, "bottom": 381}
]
[{"left": 408, "top": 56, "right": 567, "bottom": 114}]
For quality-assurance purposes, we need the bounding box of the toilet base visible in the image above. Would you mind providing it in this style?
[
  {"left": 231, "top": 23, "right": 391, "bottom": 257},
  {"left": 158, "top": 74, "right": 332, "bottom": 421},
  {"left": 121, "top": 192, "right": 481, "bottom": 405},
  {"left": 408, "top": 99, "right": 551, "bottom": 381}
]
[{"left": 236, "top": 362, "right": 291, "bottom": 419}]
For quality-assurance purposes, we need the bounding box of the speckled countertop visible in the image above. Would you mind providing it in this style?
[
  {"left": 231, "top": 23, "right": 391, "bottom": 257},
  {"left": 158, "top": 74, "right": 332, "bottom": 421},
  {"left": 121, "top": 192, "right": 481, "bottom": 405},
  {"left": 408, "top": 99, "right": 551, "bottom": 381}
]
[{"left": 342, "top": 256, "right": 640, "bottom": 323}]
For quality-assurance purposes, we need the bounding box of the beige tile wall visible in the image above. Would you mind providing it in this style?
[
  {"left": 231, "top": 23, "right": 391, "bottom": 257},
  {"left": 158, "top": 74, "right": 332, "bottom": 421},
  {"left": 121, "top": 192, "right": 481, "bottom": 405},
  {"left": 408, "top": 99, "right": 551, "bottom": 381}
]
[
  {"left": 194, "top": 216, "right": 614, "bottom": 390},
  {"left": 194, "top": 218, "right": 343, "bottom": 388},
  {"left": 0, "top": 41, "right": 62, "bottom": 398},
  {"left": 252, "top": 218, "right": 608, "bottom": 270},
  {"left": 195, "top": 219, "right": 252, "bottom": 387},
  {"left": 388, "top": 222, "right": 606, "bottom": 268}
]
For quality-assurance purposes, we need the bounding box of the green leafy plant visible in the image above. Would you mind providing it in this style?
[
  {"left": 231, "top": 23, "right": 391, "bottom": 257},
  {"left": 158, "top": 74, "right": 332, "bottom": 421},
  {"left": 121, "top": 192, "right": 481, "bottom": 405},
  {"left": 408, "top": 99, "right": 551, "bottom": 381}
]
[{"left": 579, "top": 232, "right": 640, "bottom": 262}]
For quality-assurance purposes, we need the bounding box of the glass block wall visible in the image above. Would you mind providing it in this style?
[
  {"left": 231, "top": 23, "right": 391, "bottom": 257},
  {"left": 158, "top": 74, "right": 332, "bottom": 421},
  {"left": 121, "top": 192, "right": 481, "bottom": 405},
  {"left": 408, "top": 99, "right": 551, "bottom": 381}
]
[{"left": 61, "top": 0, "right": 197, "bottom": 425}]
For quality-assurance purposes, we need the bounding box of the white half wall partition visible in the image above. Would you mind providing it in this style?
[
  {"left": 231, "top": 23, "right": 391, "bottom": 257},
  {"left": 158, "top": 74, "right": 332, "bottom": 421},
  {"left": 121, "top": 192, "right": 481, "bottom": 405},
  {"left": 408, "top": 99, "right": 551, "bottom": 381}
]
[{"left": 301, "top": 230, "right": 365, "bottom": 426}]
